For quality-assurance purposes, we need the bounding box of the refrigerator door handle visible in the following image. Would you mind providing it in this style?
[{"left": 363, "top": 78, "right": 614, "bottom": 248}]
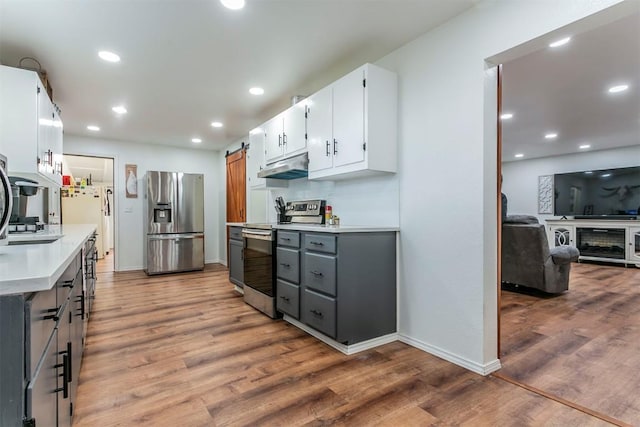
[{"left": 148, "top": 233, "right": 204, "bottom": 240}]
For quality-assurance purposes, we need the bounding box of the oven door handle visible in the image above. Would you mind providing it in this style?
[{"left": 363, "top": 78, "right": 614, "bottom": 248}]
[{"left": 242, "top": 230, "right": 274, "bottom": 241}]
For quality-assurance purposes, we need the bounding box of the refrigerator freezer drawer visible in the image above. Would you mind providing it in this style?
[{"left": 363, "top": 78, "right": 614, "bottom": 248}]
[{"left": 146, "top": 233, "right": 204, "bottom": 275}]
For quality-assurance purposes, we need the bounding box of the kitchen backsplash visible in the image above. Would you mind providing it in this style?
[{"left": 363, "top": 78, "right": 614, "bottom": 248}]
[{"left": 268, "top": 174, "right": 399, "bottom": 226}]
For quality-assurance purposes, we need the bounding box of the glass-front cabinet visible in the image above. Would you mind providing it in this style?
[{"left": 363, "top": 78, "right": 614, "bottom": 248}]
[
  {"left": 549, "top": 224, "right": 574, "bottom": 247},
  {"left": 628, "top": 227, "right": 640, "bottom": 265}
]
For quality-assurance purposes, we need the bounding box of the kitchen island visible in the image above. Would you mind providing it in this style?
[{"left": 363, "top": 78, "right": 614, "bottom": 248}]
[{"left": 0, "top": 224, "right": 97, "bottom": 427}]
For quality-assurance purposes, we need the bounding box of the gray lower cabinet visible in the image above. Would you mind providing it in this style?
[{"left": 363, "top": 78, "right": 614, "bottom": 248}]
[
  {"left": 278, "top": 230, "right": 397, "bottom": 345},
  {"left": 0, "top": 250, "right": 87, "bottom": 427},
  {"left": 228, "top": 227, "right": 244, "bottom": 287}
]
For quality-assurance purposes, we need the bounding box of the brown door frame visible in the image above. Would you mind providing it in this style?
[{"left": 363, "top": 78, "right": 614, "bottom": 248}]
[{"left": 497, "top": 64, "right": 504, "bottom": 357}]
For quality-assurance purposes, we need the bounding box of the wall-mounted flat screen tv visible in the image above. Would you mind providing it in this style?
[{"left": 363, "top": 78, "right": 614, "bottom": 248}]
[{"left": 554, "top": 166, "right": 640, "bottom": 218}]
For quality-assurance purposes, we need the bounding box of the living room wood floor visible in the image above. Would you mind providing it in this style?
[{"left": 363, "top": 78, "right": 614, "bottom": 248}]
[
  {"left": 500, "top": 262, "right": 640, "bottom": 426},
  {"left": 73, "top": 262, "right": 616, "bottom": 427}
]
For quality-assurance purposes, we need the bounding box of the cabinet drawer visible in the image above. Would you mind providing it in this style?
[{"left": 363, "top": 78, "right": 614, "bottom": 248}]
[
  {"left": 26, "top": 328, "right": 59, "bottom": 426},
  {"left": 277, "top": 247, "right": 300, "bottom": 284},
  {"left": 304, "top": 233, "right": 336, "bottom": 254},
  {"left": 277, "top": 231, "right": 300, "bottom": 248},
  {"left": 229, "top": 226, "right": 243, "bottom": 241},
  {"left": 302, "top": 289, "right": 336, "bottom": 338},
  {"left": 304, "top": 253, "right": 337, "bottom": 296},
  {"left": 57, "top": 252, "right": 81, "bottom": 303},
  {"left": 25, "top": 287, "right": 58, "bottom": 380},
  {"left": 276, "top": 280, "right": 300, "bottom": 319}
]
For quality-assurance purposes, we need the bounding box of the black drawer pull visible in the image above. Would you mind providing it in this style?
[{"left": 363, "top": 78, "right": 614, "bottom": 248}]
[
  {"left": 60, "top": 280, "right": 74, "bottom": 288},
  {"left": 281, "top": 237, "right": 291, "bottom": 241},
  {"left": 44, "top": 314, "right": 59, "bottom": 321},
  {"left": 310, "top": 270, "right": 323, "bottom": 277},
  {"left": 54, "top": 354, "right": 69, "bottom": 398},
  {"left": 309, "top": 241, "right": 324, "bottom": 246},
  {"left": 280, "top": 263, "right": 291, "bottom": 268},
  {"left": 310, "top": 309, "right": 323, "bottom": 317},
  {"left": 280, "top": 295, "right": 290, "bottom": 302}
]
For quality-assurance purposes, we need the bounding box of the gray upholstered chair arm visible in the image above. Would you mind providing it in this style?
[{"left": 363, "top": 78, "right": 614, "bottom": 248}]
[{"left": 550, "top": 246, "right": 579, "bottom": 265}]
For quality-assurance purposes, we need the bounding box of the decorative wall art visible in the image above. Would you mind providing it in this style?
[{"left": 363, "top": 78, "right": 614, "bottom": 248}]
[
  {"left": 538, "top": 175, "right": 553, "bottom": 214},
  {"left": 125, "top": 164, "right": 138, "bottom": 198}
]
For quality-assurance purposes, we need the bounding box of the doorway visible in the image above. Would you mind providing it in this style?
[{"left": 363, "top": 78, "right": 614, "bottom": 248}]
[
  {"left": 495, "top": 9, "right": 640, "bottom": 426},
  {"left": 62, "top": 154, "right": 115, "bottom": 272}
]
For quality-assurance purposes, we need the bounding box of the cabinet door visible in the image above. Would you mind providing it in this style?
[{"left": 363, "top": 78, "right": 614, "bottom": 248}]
[
  {"left": 307, "top": 86, "right": 333, "bottom": 173},
  {"left": 229, "top": 238, "right": 244, "bottom": 286},
  {"left": 247, "top": 128, "right": 266, "bottom": 188},
  {"left": 264, "top": 115, "right": 284, "bottom": 163},
  {"left": 282, "top": 102, "right": 307, "bottom": 156},
  {"left": 26, "top": 329, "right": 59, "bottom": 427},
  {"left": 332, "top": 67, "right": 365, "bottom": 168},
  {"left": 629, "top": 227, "right": 640, "bottom": 264},
  {"left": 550, "top": 225, "right": 574, "bottom": 247},
  {"left": 37, "top": 83, "right": 51, "bottom": 175}
]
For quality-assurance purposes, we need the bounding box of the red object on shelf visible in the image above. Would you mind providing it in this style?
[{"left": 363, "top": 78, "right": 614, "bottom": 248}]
[{"left": 62, "top": 175, "right": 71, "bottom": 185}]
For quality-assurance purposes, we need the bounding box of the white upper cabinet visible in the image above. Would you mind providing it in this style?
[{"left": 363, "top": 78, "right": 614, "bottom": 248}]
[
  {"left": 0, "top": 65, "right": 63, "bottom": 186},
  {"left": 307, "top": 63, "right": 397, "bottom": 180},
  {"left": 264, "top": 101, "right": 308, "bottom": 164},
  {"left": 247, "top": 127, "right": 287, "bottom": 190},
  {"left": 307, "top": 86, "right": 333, "bottom": 173}
]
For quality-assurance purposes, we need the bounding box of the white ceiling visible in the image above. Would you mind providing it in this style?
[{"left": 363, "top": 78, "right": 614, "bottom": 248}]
[
  {"left": 0, "top": 0, "right": 478, "bottom": 151},
  {"left": 502, "top": 11, "right": 640, "bottom": 162}
]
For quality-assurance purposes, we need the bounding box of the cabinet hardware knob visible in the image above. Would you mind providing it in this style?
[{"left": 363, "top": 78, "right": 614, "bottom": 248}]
[
  {"left": 310, "top": 270, "right": 323, "bottom": 276},
  {"left": 280, "top": 263, "right": 290, "bottom": 268},
  {"left": 333, "top": 139, "right": 338, "bottom": 155},
  {"left": 309, "top": 241, "right": 324, "bottom": 246},
  {"left": 310, "top": 309, "right": 323, "bottom": 317},
  {"left": 280, "top": 296, "right": 290, "bottom": 302},
  {"left": 281, "top": 237, "right": 291, "bottom": 241}
]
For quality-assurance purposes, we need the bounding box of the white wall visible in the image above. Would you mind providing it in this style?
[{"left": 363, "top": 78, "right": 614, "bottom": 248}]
[
  {"left": 64, "top": 135, "right": 222, "bottom": 271},
  {"left": 503, "top": 145, "right": 640, "bottom": 221},
  {"left": 372, "top": 0, "right": 628, "bottom": 373},
  {"left": 267, "top": 174, "right": 400, "bottom": 226}
]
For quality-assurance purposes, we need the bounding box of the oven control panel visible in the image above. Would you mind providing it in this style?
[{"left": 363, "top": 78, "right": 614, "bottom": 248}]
[{"left": 285, "top": 199, "right": 326, "bottom": 224}]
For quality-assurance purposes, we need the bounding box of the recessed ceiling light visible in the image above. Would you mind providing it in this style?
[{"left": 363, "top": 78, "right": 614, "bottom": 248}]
[
  {"left": 608, "top": 84, "right": 629, "bottom": 93},
  {"left": 601, "top": 173, "right": 611, "bottom": 178},
  {"left": 549, "top": 37, "right": 571, "bottom": 48},
  {"left": 211, "top": 121, "right": 223, "bottom": 128},
  {"left": 220, "top": 0, "right": 245, "bottom": 10},
  {"left": 579, "top": 144, "right": 591, "bottom": 149},
  {"left": 514, "top": 153, "right": 524, "bottom": 158},
  {"left": 98, "top": 50, "right": 121, "bottom": 62},
  {"left": 249, "top": 87, "right": 264, "bottom": 96},
  {"left": 544, "top": 133, "right": 558, "bottom": 139},
  {"left": 112, "top": 105, "right": 127, "bottom": 114},
  {"left": 500, "top": 113, "right": 514, "bottom": 120},
  {"left": 192, "top": 138, "right": 202, "bottom": 143},
  {"left": 87, "top": 125, "right": 100, "bottom": 131}
]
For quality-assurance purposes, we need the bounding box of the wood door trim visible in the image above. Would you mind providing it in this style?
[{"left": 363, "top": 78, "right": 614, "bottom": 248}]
[{"left": 497, "top": 64, "right": 503, "bottom": 357}]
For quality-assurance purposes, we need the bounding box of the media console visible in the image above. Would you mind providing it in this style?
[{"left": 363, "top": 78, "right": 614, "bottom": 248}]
[{"left": 546, "top": 219, "right": 640, "bottom": 267}]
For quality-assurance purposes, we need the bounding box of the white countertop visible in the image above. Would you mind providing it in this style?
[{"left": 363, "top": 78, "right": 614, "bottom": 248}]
[
  {"left": 0, "top": 224, "right": 97, "bottom": 296},
  {"left": 275, "top": 224, "right": 399, "bottom": 233},
  {"left": 227, "top": 222, "right": 398, "bottom": 233}
]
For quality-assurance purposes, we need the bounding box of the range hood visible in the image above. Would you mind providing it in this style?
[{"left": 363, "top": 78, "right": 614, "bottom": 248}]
[{"left": 258, "top": 152, "right": 308, "bottom": 180}]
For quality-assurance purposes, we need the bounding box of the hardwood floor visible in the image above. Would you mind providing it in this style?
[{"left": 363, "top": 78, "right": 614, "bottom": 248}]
[
  {"left": 73, "top": 263, "right": 613, "bottom": 426},
  {"left": 500, "top": 262, "right": 640, "bottom": 426}
]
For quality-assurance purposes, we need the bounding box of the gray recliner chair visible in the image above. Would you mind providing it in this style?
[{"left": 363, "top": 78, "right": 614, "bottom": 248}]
[{"left": 502, "top": 216, "right": 579, "bottom": 294}]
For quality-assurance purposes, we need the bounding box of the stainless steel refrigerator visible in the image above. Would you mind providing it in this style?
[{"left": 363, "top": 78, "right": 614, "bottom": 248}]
[{"left": 144, "top": 171, "right": 204, "bottom": 275}]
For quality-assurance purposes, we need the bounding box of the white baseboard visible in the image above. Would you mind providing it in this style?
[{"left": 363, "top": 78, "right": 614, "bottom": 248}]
[
  {"left": 283, "top": 315, "right": 398, "bottom": 355},
  {"left": 205, "top": 258, "right": 223, "bottom": 265},
  {"left": 115, "top": 266, "right": 142, "bottom": 272},
  {"left": 398, "top": 334, "right": 501, "bottom": 376}
]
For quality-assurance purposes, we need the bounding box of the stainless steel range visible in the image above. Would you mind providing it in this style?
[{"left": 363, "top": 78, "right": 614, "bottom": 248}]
[
  {"left": 241, "top": 199, "right": 326, "bottom": 318},
  {"left": 242, "top": 224, "right": 278, "bottom": 318}
]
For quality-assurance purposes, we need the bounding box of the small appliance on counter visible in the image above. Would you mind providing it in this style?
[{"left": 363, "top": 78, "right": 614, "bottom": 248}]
[
  {"left": 0, "top": 154, "right": 12, "bottom": 245},
  {"left": 8, "top": 176, "right": 45, "bottom": 233}
]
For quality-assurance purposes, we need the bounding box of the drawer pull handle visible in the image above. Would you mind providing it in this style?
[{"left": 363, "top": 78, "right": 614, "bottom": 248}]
[
  {"left": 60, "top": 280, "right": 74, "bottom": 288},
  {"left": 310, "top": 270, "right": 323, "bottom": 277},
  {"left": 281, "top": 237, "right": 291, "bottom": 241},
  {"left": 280, "top": 263, "right": 291, "bottom": 268},
  {"left": 309, "top": 241, "right": 324, "bottom": 246},
  {"left": 310, "top": 309, "right": 323, "bottom": 318},
  {"left": 280, "top": 296, "right": 290, "bottom": 302}
]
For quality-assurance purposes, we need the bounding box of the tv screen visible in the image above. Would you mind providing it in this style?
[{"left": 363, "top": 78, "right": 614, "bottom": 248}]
[{"left": 554, "top": 166, "right": 640, "bottom": 217}]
